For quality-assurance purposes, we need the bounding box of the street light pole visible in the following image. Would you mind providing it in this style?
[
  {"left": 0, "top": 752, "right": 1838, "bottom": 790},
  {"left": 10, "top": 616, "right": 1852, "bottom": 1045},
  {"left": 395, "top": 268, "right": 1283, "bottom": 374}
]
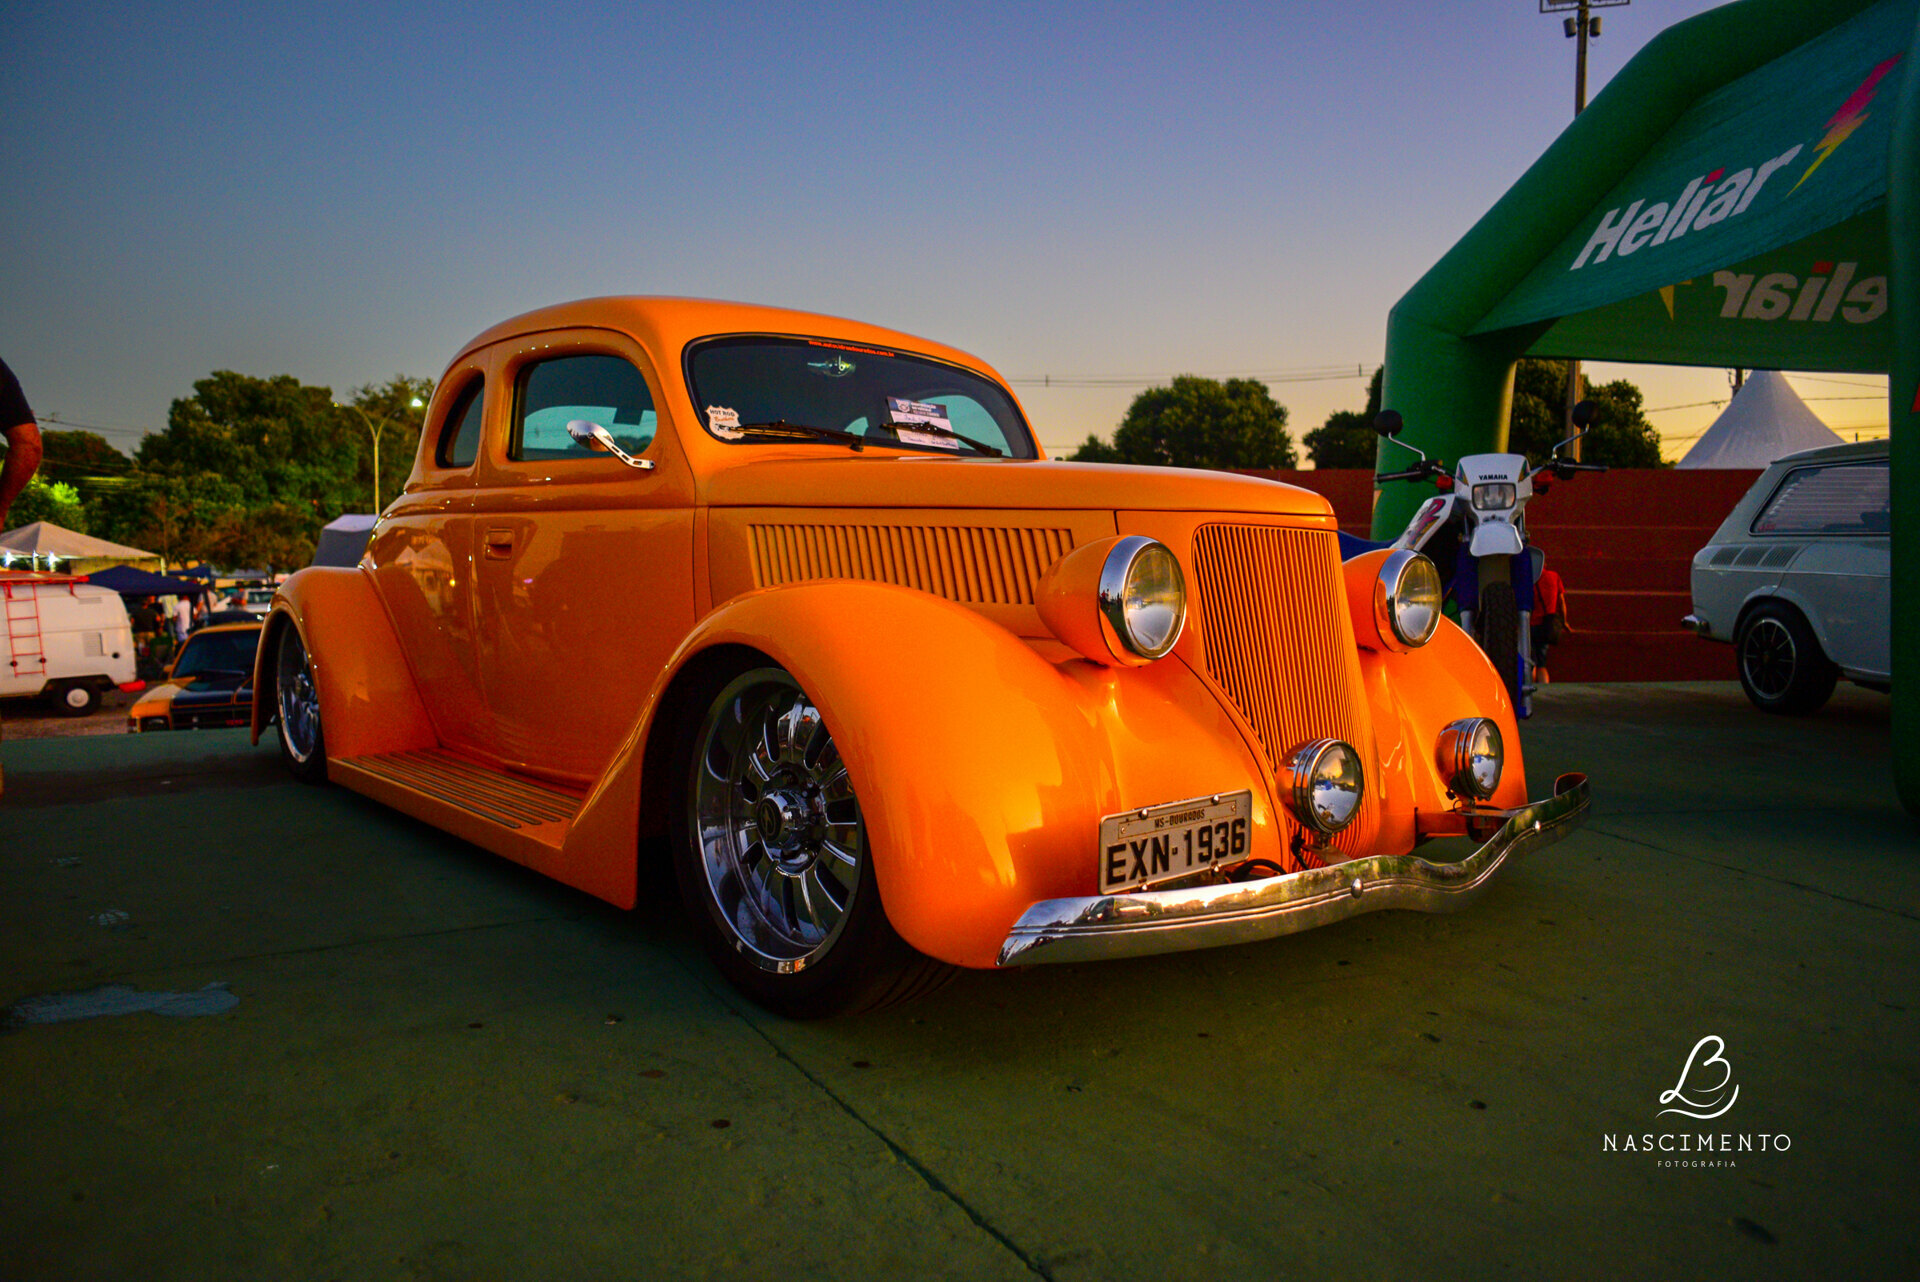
[
  {"left": 341, "top": 397, "right": 424, "bottom": 514},
  {"left": 1542, "top": 1, "right": 1628, "bottom": 461}
]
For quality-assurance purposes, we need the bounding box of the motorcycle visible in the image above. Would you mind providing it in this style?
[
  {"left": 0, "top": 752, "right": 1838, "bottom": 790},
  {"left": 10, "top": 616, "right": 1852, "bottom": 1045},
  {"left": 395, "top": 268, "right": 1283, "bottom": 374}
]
[{"left": 1373, "top": 402, "right": 1607, "bottom": 718}]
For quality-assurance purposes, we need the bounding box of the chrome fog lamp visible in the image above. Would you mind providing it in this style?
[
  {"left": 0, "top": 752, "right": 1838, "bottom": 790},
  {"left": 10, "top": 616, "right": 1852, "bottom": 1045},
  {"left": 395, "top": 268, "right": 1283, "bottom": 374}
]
[
  {"left": 1282, "top": 738, "right": 1365, "bottom": 835},
  {"left": 1437, "top": 718, "right": 1503, "bottom": 800},
  {"left": 1098, "top": 536, "right": 1187, "bottom": 661},
  {"left": 1376, "top": 550, "right": 1442, "bottom": 650},
  {"left": 1471, "top": 482, "right": 1516, "bottom": 511}
]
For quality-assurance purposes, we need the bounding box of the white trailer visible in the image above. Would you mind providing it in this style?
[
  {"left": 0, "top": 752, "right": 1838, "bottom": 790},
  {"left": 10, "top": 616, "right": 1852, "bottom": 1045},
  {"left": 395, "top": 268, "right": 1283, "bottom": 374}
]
[{"left": 1, "top": 573, "right": 140, "bottom": 715}]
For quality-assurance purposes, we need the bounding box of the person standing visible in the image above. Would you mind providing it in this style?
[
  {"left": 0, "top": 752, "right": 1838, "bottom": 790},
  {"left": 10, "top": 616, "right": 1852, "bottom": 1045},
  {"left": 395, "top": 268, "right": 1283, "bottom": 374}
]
[{"left": 0, "top": 356, "right": 43, "bottom": 530}]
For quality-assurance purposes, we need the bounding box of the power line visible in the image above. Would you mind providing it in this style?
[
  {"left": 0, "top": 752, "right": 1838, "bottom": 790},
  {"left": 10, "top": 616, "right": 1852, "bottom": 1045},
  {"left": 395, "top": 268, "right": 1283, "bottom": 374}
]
[{"left": 1008, "top": 364, "right": 1378, "bottom": 390}]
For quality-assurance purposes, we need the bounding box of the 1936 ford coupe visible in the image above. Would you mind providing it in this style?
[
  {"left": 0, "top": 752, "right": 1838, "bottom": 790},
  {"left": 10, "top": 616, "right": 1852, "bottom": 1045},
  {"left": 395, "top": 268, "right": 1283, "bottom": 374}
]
[{"left": 253, "top": 297, "right": 1588, "bottom": 1016}]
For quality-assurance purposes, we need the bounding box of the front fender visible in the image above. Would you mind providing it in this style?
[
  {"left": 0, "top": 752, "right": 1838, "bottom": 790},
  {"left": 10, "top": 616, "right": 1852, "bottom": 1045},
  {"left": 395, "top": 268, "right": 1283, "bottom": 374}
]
[
  {"left": 643, "top": 580, "right": 1280, "bottom": 968},
  {"left": 1356, "top": 615, "right": 1529, "bottom": 850},
  {"left": 1468, "top": 521, "right": 1525, "bottom": 558},
  {"left": 250, "top": 567, "right": 436, "bottom": 762}
]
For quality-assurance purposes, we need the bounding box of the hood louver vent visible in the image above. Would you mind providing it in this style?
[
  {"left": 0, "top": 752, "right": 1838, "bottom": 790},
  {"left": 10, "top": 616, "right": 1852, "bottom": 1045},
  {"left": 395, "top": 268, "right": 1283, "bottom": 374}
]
[{"left": 749, "top": 523, "right": 1074, "bottom": 605}]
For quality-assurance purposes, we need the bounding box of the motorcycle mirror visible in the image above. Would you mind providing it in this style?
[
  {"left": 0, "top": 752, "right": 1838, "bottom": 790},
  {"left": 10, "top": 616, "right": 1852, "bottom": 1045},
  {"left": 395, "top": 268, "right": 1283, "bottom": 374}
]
[
  {"left": 1570, "top": 400, "right": 1596, "bottom": 429},
  {"left": 1373, "top": 410, "right": 1404, "bottom": 438}
]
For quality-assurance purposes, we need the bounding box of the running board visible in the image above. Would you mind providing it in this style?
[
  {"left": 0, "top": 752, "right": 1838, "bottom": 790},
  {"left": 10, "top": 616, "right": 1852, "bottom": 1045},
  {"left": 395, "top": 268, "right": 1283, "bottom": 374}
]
[{"left": 331, "top": 748, "right": 585, "bottom": 868}]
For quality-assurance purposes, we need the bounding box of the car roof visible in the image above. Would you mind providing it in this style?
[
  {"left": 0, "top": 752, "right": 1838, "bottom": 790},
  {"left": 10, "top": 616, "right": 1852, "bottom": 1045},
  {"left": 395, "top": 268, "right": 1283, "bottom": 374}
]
[
  {"left": 449, "top": 296, "right": 998, "bottom": 377},
  {"left": 191, "top": 621, "right": 264, "bottom": 635},
  {"left": 1769, "top": 438, "right": 1887, "bottom": 468}
]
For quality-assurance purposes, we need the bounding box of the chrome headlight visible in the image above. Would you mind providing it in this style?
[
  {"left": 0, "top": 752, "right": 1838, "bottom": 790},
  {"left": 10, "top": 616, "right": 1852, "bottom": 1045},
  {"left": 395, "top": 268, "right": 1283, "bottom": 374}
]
[
  {"left": 1097, "top": 536, "right": 1187, "bottom": 662},
  {"left": 1282, "top": 738, "right": 1365, "bottom": 835},
  {"left": 1436, "top": 718, "right": 1503, "bottom": 800},
  {"left": 1375, "top": 550, "right": 1441, "bottom": 650},
  {"left": 1471, "top": 482, "right": 1516, "bottom": 511}
]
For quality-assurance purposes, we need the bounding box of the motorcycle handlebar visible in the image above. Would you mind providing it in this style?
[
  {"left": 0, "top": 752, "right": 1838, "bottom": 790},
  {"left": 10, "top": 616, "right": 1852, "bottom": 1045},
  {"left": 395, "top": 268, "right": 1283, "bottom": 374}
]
[{"left": 1376, "top": 461, "right": 1444, "bottom": 484}]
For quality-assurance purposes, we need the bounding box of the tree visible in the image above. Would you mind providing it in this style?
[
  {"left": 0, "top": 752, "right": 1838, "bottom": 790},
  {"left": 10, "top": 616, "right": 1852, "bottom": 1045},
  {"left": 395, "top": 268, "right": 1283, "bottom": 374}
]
[
  {"left": 1065, "top": 433, "right": 1121, "bottom": 462},
  {"left": 90, "top": 471, "right": 246, "bottom": 567},
  {"left": 1303, "top": 368, "right": 1384, "bottom": 468},
  {"left": 5, "top": 477, "right": 88, "bottom": 532},
  {"left": 1507, "top": 359, "right": 1664, "bottom": 468},
  {"left": 1069, "top": 376, "right": 1295, "bottom": 469},
  {"left": 348, "top": 376, "right": 433, "bottom": 511}
]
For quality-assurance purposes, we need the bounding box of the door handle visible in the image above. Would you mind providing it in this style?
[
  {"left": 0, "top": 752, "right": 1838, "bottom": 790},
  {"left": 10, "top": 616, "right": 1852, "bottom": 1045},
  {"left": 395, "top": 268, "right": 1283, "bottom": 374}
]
[{"left": 484, "top": 528, "right": 515, "bottom": 559}]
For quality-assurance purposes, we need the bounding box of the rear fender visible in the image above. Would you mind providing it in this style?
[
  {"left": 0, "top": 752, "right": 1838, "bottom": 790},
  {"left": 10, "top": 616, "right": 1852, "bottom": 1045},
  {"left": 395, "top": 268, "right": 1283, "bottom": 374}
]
[
  {"left": 622, "top": 580, "right": 1279, "bottom": 968},
  {"left": 250, "top": 568, "right": 436, "bottom": 762}
]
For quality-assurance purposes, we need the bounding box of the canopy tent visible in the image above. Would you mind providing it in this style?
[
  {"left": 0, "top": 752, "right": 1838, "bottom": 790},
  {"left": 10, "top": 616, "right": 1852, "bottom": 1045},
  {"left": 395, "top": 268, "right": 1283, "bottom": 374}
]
[
  {"left": 0, "top": 521, "right": 161, "bottom": 573},
  {"left": 1374, "top": 0, "right": 1920, "bottom": 812},
  {"left": 85, "top": 565, "right": 211, "bottom": 598},
  {"left": 312, "top": 513, "right": 378, "bottom": 568},
  {"left": 1677, "top": 369, "right": 1844, "bottom": 467}
]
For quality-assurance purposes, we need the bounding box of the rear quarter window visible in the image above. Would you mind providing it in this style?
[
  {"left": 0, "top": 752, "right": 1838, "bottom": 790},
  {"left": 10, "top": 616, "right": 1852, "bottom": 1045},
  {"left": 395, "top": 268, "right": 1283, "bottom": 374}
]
[{"left": 1751, "top": 460, "right": 1890, "bottom": 535}]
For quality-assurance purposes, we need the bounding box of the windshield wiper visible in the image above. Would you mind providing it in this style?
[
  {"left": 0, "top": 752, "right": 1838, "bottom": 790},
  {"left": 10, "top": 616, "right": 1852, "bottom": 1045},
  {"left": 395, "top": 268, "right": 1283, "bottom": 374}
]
[
  {"left": 884, "top": 420, "right": 1003, "bottom": 457},
  {"left": 729, "top": 420, "right": 866, "bottom": 451}
]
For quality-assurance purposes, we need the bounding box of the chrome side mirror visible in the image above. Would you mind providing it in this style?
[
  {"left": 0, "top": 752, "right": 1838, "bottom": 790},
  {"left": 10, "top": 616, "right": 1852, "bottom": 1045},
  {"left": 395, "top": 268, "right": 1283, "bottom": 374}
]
[{"left": 566, "top": 419, "right": 655, "bottom": 471}]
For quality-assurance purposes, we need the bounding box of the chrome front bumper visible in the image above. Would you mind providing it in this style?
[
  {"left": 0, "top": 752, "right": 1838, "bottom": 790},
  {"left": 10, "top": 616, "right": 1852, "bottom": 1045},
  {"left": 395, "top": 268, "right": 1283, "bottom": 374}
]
[{"left": 996, "top": 772, "right": 1590, "bottom": 967}]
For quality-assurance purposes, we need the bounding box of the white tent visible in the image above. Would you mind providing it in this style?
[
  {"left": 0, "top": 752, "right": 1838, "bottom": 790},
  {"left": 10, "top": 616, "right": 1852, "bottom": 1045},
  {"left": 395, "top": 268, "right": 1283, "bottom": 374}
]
[
  {"left": 1676, "top": 370, "right": 1844, "bottom": 469},
  {"left": 0, "top": 521, "right": 160, "bottom": 572}
]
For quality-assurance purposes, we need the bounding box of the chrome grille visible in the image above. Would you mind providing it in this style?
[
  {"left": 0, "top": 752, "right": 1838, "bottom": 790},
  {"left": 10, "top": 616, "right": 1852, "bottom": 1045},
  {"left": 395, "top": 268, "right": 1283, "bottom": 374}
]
[
  {"left": 749, "top": 524, "right": 1073, "bottom": 605},
  {"left": 1190, "top": 524, "right": 1380, "bottom": 857}
]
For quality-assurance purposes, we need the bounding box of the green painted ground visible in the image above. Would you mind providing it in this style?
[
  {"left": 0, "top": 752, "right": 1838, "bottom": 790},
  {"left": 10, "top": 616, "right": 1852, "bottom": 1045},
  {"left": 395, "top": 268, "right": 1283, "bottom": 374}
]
[{"left": 1, "top": 683, "right": 1914, "bottom": 1280}]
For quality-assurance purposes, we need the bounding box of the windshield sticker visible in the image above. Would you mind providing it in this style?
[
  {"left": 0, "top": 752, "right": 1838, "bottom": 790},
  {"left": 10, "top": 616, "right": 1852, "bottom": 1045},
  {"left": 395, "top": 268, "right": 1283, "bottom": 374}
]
[
  {"left": 807, "top": 354, "right": 857, "bottom": 378},
  {"left": 885, "top": 397, "right": 959, "bottom": 450},
  {"left": 706, "top": 405, "right": 744, "bottom": 439}
]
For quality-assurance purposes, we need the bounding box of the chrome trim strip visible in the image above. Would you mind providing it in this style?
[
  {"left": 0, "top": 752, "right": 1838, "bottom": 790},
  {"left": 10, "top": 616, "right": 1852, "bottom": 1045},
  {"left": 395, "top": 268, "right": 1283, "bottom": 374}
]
[{"left": 996, "top": 772, "right": 1590, "bottom": 967}]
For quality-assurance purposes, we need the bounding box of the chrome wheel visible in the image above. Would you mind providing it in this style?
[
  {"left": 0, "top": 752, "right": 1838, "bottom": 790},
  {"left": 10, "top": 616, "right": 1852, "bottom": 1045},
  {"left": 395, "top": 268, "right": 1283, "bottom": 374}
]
[
  {"left": 1735, "top": 603, "right": 1837, "bottom": 715},
  {"left": 275, "top": 625, "right": 324, "bottom": 770},
  {"left": 690, "top": 668, "right": 864, "bottom": 973},
  {"left": 1739, "top": 616, "right": 1796, "bottom": 700}
]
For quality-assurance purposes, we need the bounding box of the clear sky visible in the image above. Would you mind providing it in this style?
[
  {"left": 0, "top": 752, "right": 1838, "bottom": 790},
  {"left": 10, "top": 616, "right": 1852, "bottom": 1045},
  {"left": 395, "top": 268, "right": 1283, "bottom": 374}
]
[{"left": 0, "top": 0, "right": 1891, "bottom": 465}]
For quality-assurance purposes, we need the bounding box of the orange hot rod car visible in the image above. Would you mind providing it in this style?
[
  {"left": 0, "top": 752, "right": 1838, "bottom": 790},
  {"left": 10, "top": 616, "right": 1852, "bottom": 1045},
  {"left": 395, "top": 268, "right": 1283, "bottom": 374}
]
[{"left": 252, "top": 297, "right": 1588, "bottom": 1016}]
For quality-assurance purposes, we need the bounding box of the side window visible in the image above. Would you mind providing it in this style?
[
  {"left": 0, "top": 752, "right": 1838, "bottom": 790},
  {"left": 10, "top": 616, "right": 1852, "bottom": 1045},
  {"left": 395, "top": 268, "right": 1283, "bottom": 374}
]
[
  {"left": 436, "top": 379, "right": 486, "bottom": 469},
  {"left": 1751, "top": 461, "right": 1890, "bottom": 535},
  {"left": 513, "top": 354, "right": 657, "bottom": 461}
]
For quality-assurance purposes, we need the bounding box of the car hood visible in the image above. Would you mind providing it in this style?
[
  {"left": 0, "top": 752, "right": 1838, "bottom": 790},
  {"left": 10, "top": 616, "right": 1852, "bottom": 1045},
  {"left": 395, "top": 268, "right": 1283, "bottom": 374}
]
[{"left": 702, "top": 456, "right": 1333, "bottom": 519}]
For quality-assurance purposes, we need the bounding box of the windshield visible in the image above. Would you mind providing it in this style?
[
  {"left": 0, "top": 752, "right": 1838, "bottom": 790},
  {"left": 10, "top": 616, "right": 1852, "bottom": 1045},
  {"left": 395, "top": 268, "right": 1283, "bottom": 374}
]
[
  {"left": 685, "top": 336, "right": 1036, "bottom": 458},
  {"left": 174, "top": 628, "right": 261, "bottom": 679}
]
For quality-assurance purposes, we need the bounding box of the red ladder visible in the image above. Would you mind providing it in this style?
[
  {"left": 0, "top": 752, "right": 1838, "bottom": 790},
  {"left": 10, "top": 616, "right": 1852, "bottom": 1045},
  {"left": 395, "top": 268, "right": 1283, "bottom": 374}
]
[{"left": 4, "top": 579, "right": 50, "bottom": 679}]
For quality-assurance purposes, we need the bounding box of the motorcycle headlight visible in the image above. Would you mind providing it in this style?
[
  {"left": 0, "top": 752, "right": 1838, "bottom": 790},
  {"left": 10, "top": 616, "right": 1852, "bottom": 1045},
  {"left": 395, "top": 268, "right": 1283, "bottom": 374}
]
[
  {"left": 1376, "top": 551, "right": 1441, "bottom": 651},
  {"left": 1282, "top": 738, "right": 1365, "bottom": 835},
  {"left": 1436, "top": 718, "right": 1503, "bottom": 801},
  {"left": 1471, "top": 482, "right": 1516, "bottom": 511},
  {"left": 1097, "top": 536, "right": 1187, "bottom": 662}
]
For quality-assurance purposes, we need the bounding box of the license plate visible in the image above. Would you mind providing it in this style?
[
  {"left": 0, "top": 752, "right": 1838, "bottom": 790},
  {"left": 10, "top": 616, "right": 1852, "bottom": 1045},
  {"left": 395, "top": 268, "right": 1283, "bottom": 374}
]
[{"left": 1098, "top": 790, "right": 1253, "bottom": 894}]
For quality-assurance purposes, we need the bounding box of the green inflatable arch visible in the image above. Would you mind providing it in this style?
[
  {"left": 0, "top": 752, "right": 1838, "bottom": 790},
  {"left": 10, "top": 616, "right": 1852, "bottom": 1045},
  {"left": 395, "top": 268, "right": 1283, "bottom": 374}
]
[{"left": 1374, "top": 0, "right": 1920, "bottom": 814}]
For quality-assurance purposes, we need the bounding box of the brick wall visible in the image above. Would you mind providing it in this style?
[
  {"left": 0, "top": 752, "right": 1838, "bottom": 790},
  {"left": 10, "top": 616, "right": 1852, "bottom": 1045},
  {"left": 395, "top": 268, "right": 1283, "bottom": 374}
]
[{"left": 1244, "top": 468, "right": 1762, "bottom": 682}]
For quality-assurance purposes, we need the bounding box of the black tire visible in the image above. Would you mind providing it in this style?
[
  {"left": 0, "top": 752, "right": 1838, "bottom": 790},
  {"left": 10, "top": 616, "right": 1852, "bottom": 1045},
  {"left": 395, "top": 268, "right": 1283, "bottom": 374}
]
[
  {"left": 1476, "top": 580, "right": 1521, "bottom": 706},
  {"left": 675, "top": 664, "right": 953, "bottom": 1018},
  {"left": 50, "top": 681, "right": 100, "bottom": 717},
  {"left": 1736, "top": 601, "right": 1838, "bottom": 715},
  {"left": 273, "top": 624, "right": 328, "bottom": 782}
]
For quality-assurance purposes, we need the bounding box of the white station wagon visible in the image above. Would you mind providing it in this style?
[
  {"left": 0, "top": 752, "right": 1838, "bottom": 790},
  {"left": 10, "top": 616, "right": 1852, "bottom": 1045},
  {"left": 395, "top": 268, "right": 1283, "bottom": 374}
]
[{"left": 1686, "top": 440, "right": 1890, "bottom": 713}]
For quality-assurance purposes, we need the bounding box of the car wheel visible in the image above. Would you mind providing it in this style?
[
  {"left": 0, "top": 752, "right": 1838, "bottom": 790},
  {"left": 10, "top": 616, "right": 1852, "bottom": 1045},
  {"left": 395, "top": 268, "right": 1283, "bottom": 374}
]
[
  {"left": 51, "top": 681, "right": 100, "bottom": 717},
  {"left": 274, "top": 624, "right": 328, "bottom": 782},
  {"left": 1736, "top": 602, "right": 1838, "bottom": 715},
  {"left": 677, "top": 665, "right": 952, "bottom": 1018}
]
